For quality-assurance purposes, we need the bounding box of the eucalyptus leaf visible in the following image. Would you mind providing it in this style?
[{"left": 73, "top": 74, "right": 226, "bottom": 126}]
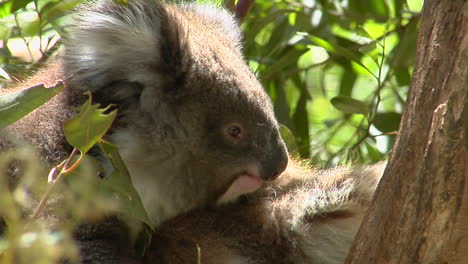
[
  {"left": 279, "top": 124, "right": 298, "bottom": 155},
  {"left": 134, "top": 224, "right": 153, "bottom": 257},
  {"left": 308, "top": 35, "right": 369, "bottom": 73},
  {"left": 98, "top": 140, "right": 154, "bottom": 231},
  {"left": 292, "top": 93, "right": 310, "bottom": 158},
  {"left": 394, "top": 67, "right": 411, "bottom": 86},
  {"left": 244, "top": 9, "right": 290, "bottom": 47},
  {"left": 330, "top": 96, "right": 369, "bottom": 115},
  {"left": 63, "top": 92, "right": 117, "bottom": 155},
  {"left": 262, "top": 47, "right": 307, "bottom": 79},
  {"left": 373, "top": 112, "right": 401, "bottom": 133},
  {"left": 0, "top": 0, "right": 31, "bottom": 19},
  {"left": 0, "top": 82, "right": 63, "bottom": 127},
  {"left": 391, "top": 20, "right": 418, "bottom": 68},
  {"left": 39, "top": 0, "right": 82, "bottom": 26},
  {"left": 0, "top": 23, "right": 10, "bottom": 40},
  {"left": 364, "top": 141, "right": 384, "bottom": 162},
  {"left": 338, "top": 64, "right": 357, "bottom": 97},
  {"left": 349, "top": 0, "right": 389, "bottom": 22}
]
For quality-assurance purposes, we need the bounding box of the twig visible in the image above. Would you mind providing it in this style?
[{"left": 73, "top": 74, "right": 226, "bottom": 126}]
[{"left": 31, "top": 148, "right": 79, "bottom": 221}]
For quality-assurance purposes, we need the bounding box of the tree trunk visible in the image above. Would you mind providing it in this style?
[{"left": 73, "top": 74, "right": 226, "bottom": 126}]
[{"left": 345, "top": 0, "right": 468, "bottom": 263}]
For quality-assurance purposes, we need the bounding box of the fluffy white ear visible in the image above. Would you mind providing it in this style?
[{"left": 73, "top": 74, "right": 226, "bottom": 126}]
[
  {"left": 183, "top": 3, "right": 242, "bottom": 49},
  {"left": 63, "top": 0, "right": 190, "bottom": 97}
]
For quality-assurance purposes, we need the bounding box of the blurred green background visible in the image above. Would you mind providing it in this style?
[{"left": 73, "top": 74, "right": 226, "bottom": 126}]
[{"left": 0, "top": 0, "right": 423, "bottom": 165}]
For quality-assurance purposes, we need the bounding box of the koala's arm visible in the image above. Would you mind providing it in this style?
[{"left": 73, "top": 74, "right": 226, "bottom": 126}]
[{"left": 144, "top": 162, "right": 385, "bottom": 264}]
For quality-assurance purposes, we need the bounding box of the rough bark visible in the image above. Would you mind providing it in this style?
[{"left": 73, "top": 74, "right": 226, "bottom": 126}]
[{"left": 345, "top": 0, "right": 468, "bottom": 263}]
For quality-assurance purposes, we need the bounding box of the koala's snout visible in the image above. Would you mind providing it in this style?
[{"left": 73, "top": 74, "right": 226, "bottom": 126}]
[{"left": 261, "top": 139, "right": 288, "bottom": 181}]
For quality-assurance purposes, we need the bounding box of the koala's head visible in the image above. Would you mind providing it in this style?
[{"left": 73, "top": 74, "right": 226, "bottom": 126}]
[{"left": 63, "top": 0, "right": 288, "bottom": 224}]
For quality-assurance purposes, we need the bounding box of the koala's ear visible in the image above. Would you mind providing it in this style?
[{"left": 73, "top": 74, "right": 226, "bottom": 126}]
[
  {"left": 157, "top": 9, "right": 191, "bottom": 96},
  {"left": 63, "top": 0, "right": 191, "bottom": 105}
]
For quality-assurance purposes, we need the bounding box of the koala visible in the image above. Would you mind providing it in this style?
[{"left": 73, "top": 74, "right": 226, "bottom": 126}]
[
  {"left": 144, "top": 162, "right": 385, "bottom": 264},
  {"left": 1, "top": 0, "right": 288, "bottom": 226},
  {"left": 1, "top": 1, "right": 385, "bottom": 264}
]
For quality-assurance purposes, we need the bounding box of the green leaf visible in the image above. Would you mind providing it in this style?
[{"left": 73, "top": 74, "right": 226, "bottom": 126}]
[
  {"left": 307, "top": 35, "right": 370, "bottom": 73},
  {"left": 0, "top": 0, "right": 31, "bottom": 19},
  {"left": 272, "top": 79, "right": 291, "bottom": 126},
  {"left": 373, "top": 112, "right": 401, "bottom": 133},
  {"left": 98, "top": 140, "right": 154, "bottom": 231},
  {"left": 16, "top": 11, "right": 40, "bottom": 36},
  {"left": 330, "top": 96, "right": 369, "bottom": 115},
  {"left": 364, "top": 141, "right": 384, "bottom": 162},
  {"left": 0, "top": 82, "right": 64, "bottom": 127},
  {"left": 63, "top": 92, "right": 117, "bottom": 154},
  {"left": 307, "top": 35, "right": 335, "bottom": 53},
  {"left": 356, "top": 26, "right": 374, "bottom": 40},
  {"left": 391, "top": 20, "right": 418, "bottom": 68},
  {"left": 279, "top": 124, "right": 298, "bottom": 155},
  {"left": 349, "top": 0, "right": 389, "bottom": 22},
  {"left": 262, "top": 47, "right": 307, "bottom": 79},
  {"left": 356, "top": 26, "right": 378, "bottom": 54},
  {"left": 0, "top": 23, "right": 10, "bottom": 40},
  {"left": 134, "top": 224, "right": 152, "bottom": 257},
  {"left": 292, "top": 93, "right": 310, "bottom": 158},
  {"left": 338, "top": 63, "right": 357, "bottom": 97},
  {"left": 393, "top": 0, "right": 405, "bottom": 17},
  {"left": 265, "top": 17, "right": 296, "bottom": 53},
  {"left": 39, "top": 0, "right": 82, "bottom": 26},
  {"left": 370, "top": 1, "right": 389, "bottom": 21},
  {"left": 394, "top": 67, "right": 411, "bottom": 86},
  {"left": 244, "top": 10, "right": 290, "bottom": 46}
]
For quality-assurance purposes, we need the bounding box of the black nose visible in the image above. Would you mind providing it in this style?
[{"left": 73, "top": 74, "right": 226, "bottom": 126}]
[{"left": 261, "top": 139, "right": 288, "bottom": 180}]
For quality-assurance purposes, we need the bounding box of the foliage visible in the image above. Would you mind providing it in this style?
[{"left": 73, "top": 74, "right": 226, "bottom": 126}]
[
  {"left": 243, "top": 0, "right": 422, "bottom": 164},
  {"left": 0, "top": 0, "right": 83, "bottom": 79},
  {"left": 0, "top": 0, "right": 421, "bottom": 263}
]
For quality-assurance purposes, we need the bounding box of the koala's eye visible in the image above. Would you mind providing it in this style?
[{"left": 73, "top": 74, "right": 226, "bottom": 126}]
[
  {"left": 223, "top": 123, "right": 244, "bottom": 142},
  {"left": 228, "top": 126, "right": 242, "bottom": 138}
]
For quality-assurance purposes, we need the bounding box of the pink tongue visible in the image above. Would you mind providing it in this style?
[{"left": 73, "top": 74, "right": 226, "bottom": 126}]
[
  {"left": 232, "top": 173, "right": 263, "bottom": 193},
  {"left": 218, "top": 173, "right": 264, "bottom": 204}
]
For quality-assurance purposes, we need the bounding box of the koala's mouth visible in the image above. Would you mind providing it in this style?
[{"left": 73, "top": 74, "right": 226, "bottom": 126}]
[{"left": 217, "top": 172, "right": 264, "bottom": 205}]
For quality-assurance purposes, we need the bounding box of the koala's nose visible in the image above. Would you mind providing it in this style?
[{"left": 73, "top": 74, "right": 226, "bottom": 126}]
[{"left": 261, "top": 140, "right": 289, "bottom": 181}]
